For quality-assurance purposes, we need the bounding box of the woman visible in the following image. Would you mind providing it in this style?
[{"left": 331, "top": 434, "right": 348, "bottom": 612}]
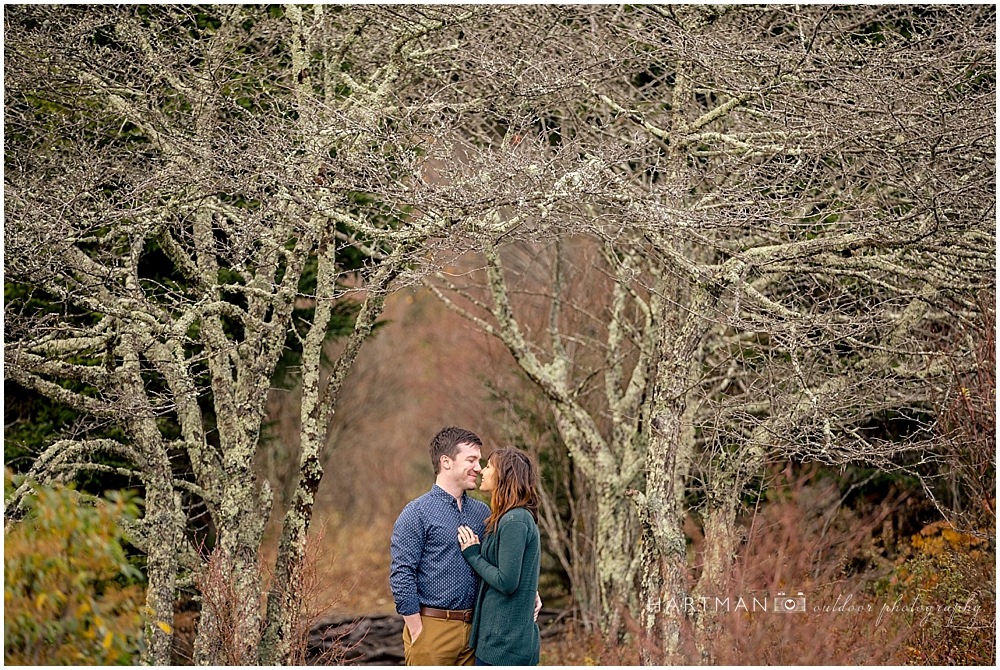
[{"left": 457, "top": 447, "right": 541, "bottom": 666}]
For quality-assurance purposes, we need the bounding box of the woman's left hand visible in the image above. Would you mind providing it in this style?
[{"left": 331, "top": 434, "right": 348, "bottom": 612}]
[{"left": 457, "top": 525, "right": 480, "bottom": 550}]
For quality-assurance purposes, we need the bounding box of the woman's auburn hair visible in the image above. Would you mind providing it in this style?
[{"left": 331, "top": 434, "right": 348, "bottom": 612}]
[{"left": 485, "top": 447, "right": 539, "bottom": 534}]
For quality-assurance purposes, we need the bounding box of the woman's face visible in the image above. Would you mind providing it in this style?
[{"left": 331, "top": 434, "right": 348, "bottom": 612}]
[{"left": 479, "top": 458, "right": 497, "bottom": 492}]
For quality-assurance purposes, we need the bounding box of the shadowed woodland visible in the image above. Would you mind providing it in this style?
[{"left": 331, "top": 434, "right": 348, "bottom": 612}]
[{"left": 4, "top": 4, "right": 995, "bottom": 665}]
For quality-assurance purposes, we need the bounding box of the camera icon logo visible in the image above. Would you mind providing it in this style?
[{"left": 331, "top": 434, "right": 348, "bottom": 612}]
[{"left": 773, "top": 591, "right": 806, "bottom": 613}]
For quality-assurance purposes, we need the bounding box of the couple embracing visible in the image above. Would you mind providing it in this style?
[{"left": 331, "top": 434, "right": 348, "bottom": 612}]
[{"left": 390, "top": 427, "right": 542, "bottom": 666}]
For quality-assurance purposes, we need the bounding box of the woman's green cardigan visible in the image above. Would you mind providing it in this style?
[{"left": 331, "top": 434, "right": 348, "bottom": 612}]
[{"left": 461, "top": 507, "right": 541, "bottom": 666}]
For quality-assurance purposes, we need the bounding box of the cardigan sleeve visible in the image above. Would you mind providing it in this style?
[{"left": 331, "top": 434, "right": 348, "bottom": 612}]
[{"left": 461, "top": 518, "right": 528, "bottom": 596}]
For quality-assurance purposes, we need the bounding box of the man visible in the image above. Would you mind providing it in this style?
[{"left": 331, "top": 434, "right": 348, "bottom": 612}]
[{"left": 390, "top": 427, "right": 541, "bottom": 666}]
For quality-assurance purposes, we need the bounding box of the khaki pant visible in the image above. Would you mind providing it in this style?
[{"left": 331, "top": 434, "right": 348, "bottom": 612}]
[{"left": 402, "top": 614, "right": 475, "bottom": 666}]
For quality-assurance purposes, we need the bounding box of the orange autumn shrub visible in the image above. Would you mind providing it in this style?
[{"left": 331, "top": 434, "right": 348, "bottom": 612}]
[{"left": 875, "top": 521, "right": 996, "bottom": 665}]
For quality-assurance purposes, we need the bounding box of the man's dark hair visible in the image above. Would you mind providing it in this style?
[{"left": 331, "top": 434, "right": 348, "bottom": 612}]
[{"left": 430, "top": 427, "right": 482, "bottom": 475}]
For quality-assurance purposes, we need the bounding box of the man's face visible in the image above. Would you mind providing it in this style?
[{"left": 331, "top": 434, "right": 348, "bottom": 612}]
[{"left": 444, "top": 441, "right": 482, "bottom": 491}]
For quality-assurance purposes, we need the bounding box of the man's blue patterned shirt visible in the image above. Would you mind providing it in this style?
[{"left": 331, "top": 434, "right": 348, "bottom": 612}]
[{"left": 390, "top": 484, "right": 490, "bottom": 616}]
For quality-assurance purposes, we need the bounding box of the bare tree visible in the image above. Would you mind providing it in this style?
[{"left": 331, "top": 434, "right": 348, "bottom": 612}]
[
  {"left": 3, "top": 5, "right": 426, "bottom": 661},
  {"left": 3, "top": 4, "right": 632, "bottom": 663},
  {"left": 428, "top": 4, "right": 994, "bottom": 659}
]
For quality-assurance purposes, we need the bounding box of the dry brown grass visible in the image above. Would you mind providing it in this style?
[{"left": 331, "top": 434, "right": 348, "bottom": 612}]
[
  {"left": 540, "top": 622, "right": 641, "bottom": 665},
  {"left": 538, "top": 467, "right": 994, "bottom": 665},
  {"left": 701, "top": 468, "right": 910, "bottom": 665},
  {"left": 309, "top": 516, "right": 398, "bottom": 615}
]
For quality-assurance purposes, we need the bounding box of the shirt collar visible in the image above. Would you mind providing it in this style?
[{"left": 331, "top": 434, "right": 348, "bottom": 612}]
[{"left": 431, "top": 483, "right": 466, "bottom": 505}]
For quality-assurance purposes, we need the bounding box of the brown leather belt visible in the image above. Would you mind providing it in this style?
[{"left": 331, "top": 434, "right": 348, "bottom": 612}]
[{"left": 419, "top": 606, "right": 473, "bottom": 622}]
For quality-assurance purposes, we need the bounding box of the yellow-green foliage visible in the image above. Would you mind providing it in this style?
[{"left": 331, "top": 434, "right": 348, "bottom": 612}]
[{"left": 4, "top": 473, "right": 147, "bottom": 665}]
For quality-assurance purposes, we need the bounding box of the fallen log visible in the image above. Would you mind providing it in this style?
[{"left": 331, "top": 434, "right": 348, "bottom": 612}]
[{"left": 306, "top": 609, "right": 566, "bottom": 665}]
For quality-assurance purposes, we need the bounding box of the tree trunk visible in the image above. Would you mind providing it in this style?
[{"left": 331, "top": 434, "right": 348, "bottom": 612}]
[
  {"left": 142, "top": 473, "right": 181, "bottom": 665},
  {"left": 691, "top": 501, "right": 740, "bottom": 662},
  {"left": 118, "top": 329, "right": 181, "bottom": 666},
  {"left": 193, "top": 471, "right": 271, "bottom": 664},
  {"left": 637, "top": 402, "right": 691, "bottom": 663},
  {"left": 595, "top": 479, "right": 638, "bottom": 640},
  {"left": 634, "top": 286, "right": 714, "bottom": 663}
]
